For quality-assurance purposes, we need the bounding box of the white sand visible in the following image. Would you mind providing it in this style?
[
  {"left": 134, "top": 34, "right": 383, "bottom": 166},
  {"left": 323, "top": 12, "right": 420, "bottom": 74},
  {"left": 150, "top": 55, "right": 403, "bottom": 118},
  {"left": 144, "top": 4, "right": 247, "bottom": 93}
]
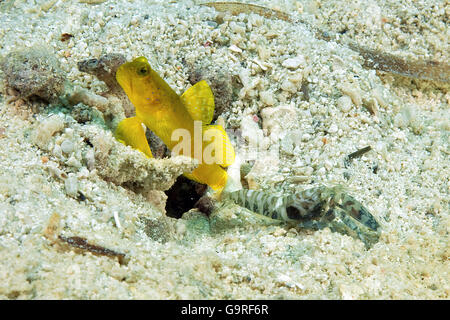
[{"left": 0, "top": 0, "right": 448, "bottom": 299}]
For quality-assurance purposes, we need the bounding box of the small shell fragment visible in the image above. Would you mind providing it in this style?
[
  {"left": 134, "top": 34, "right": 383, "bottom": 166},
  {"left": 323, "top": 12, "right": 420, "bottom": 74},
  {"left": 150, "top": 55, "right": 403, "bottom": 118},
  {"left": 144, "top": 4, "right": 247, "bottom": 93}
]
[
  {"left": 282, "top": 56, "right": 305, "bottom": 69},
  {"left": 228, "top": 44, "right": 243, "bottom": 53},
  {"left": 338, "top": 83, "right": 362, "bottom": 107},
  {"left": 252, "top": 59, "right": 268, "bottom": 71},
  {"left": 43, "top": 213, "right": 62, "bottom": 242},
  {"left": 65, "top": 174, "right": 79, "bottom": 197},
  {"left": 47, "top": 162, "right": 68, "bottom": 180}
]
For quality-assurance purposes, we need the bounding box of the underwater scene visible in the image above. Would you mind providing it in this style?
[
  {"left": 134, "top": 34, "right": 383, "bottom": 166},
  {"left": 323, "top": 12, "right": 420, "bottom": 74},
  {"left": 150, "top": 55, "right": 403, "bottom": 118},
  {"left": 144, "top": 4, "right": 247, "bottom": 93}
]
[{"left": 0, "top": 0, "right": 448, "bottom": 300}]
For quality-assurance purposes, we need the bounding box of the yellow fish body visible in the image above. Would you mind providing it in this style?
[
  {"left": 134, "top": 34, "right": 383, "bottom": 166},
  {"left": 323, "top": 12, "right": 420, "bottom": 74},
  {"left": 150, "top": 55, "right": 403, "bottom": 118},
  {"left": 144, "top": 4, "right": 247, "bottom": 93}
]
[{"left": 114, "top": 57, "right": 235, "bottom": 191}]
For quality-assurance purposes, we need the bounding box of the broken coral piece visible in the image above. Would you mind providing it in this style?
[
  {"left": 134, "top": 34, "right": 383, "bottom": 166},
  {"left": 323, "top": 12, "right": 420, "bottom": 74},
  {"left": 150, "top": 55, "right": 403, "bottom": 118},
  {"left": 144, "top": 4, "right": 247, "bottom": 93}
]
[
  {"left": 81, "top": 124, "right": 198, "bottom": 192},
  {"left": 0, "top": 45, "right": 66, "bottom": 102},
  {"left": 30, "top": 114, "right": 197, "bottom": 195},
  {"left": 31, "top": 114, "right": 65, "bottom": 150}
]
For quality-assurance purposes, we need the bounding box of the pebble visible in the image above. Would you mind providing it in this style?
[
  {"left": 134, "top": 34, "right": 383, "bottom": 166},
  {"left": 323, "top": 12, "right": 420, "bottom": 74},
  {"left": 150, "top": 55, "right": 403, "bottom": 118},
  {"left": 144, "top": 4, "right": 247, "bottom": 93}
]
[
  {"left": 47, "top": 162, "right": 67, "bottom": 180},
  {"left": 251, "top": 59, "right": 268, "bottom": 71},
  {"left": 301, "top": 133, "right": 311, "bottom": 141},
  {"left": 271, "top": 174, "right": 285, "bottom": 183},
  {"left": 229, "top": 44, "right": 242, "bottom": 53},
  {"left": 288, "top": 72, "right": 303, "bottom": 84},
  {"left": 64, "top": 174, "right": 78, "bottom": 197},
  {"left": 206, "top": 21, "right": 218, "bottom": 28},
  {"left": 293, "top": 166, "right": 313, "bottom": 176},
  {"left": 372, "top": 88, "right": 387, "bottom": 108},
  {"left": 338, "top": 84, "right": 362, "bottom": 107},
  {"left": 93, "top": 23, "right": 101, "bottom": 32},
  {"left": 52, "top": 144, "right": 63, "bottom": 158},
  {"left": 272, "top": 228, "right": 287, "bottom": 237},
  {"left": 261, "top": 105, "right": 299, "bottom": 139},
  {"left": 130, "top": 16, "right": 139, "bottom": 25},
  {"left": 85, "top": 148, "right": 96, "bottom": 171},
  {"left": 317, "top": 167, "right": 326, "bottom": 175},
  {"left": 66, "top": 155, "right": 82, "bottom": 168},
  {"left": 423, "top": 159, "right": 434, "bottom": 170},
  {"left": 339, "top": 284, "right": 364, "bottom": 300},
  {"left": 31, "top": 115, "right": 65, "bottom": 150},
  {"left": 282, "top": 55, "right": 305, "bottom": 69},
  {"left": 240, "top": 115, "right": 264, "bottom": 149},
  {"left": 328, "top": 123, "right": 338, "bottom": 134},
  {"left": 291, "top": 175, "right": 310, "bottom": 182},
  {"left": 280, "top": 131, "right": 302, "bottom": 155},
  {"left": 260, "top": 90, "right": 275, "bottom": 106},
  {"left": 78, "top": 167, "right": 90, "bottom": 179},
  {"left": 364, "top": 97, "right": 379, "bottom": 116},
  {"left": 257, "top": 45, "right": 271, "bottom": 61},
  {"left": 280, "top": 79, "right": 297, "bottom": 93},
  {"left": 60, "top": 139, "right": 74, "bottom": 154},
  {"left": 324, "top": 160, "right": 333, "bottom": 170},
  {"left": 337, "top": 95, "right": 353, "bottom": 113},
  {"left": 230, "top": 21, "right": 246, "bottom": 35}
]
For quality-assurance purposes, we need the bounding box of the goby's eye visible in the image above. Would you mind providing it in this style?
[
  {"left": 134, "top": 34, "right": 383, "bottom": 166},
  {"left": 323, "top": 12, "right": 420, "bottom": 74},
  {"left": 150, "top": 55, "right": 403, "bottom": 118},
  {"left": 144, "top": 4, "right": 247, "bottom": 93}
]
[{"left": 137, "top": 65, "right": 149, "bottom": 76}]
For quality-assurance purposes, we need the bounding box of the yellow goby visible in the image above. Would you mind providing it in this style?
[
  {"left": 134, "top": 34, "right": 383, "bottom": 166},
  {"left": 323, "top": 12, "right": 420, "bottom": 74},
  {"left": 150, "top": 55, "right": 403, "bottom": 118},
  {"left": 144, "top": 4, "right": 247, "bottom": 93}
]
[{"left": 114, "top": 57, "right": 235, "bottom": 191}]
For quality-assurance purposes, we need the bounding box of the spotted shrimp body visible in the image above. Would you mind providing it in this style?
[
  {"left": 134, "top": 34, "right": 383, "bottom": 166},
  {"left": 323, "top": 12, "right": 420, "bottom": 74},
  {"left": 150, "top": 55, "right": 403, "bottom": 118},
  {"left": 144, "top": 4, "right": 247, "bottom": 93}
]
[{"left": 225, "top": 185, "right": 381, "bottom": 248}]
